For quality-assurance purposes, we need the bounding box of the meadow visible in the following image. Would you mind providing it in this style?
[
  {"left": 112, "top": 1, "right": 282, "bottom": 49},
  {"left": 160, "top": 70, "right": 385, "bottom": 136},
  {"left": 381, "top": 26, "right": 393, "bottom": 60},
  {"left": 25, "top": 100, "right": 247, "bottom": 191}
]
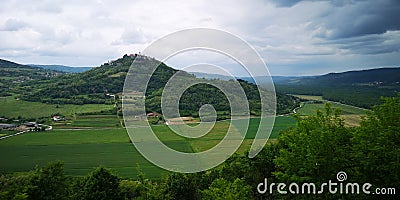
[
  {"left": 0, "top": 116, "right": 295, "bottom": 178},
  {"left": 0, "top": 96, "right": 113, "bottom": 119},
  {"left": 53, "top": 115, "right": 122, "bottom": 128},
  {"left": 293, "top": 95, "right": 367, "bottom": 126},
  {"left": 297, "top": 102, "right": 366, "bottom": 116}
]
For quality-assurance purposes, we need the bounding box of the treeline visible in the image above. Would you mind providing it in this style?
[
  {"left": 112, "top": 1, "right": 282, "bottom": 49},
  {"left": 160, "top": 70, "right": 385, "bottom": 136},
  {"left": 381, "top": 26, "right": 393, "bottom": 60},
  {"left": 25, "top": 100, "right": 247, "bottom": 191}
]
[
  {"left": 16, "top": 54, "right": 298, "bottom": 115},
  {"left": 276, "top": 84, "right": 397, "bottom": 108},
  {"left": 0, "top": 59, "right": 60, "bottom": 97},
  {"left": 2, "top": 94, "right": 398, "bottom": 199},
  {"left": 145, "top": 80, "right": 299, "bottom": 116}
]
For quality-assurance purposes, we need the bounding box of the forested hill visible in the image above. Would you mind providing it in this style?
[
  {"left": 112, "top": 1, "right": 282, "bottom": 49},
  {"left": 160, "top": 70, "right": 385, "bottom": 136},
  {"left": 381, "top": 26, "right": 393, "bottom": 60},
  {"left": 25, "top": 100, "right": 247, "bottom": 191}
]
[
  {"left": 0, "top": 59, "right": 62, "bottom": 97},
  {"left": 5, "top": 55, "right": 298, "bottom": 115},
  {"left": 20, "top": 54, "right": 176, "bottom": 104},
  {"left": 275, "top": 67, "right": 400, "bottom": 85},
  {"left": 29, "top": 64, "right": 93, "bottom": 73},
  {"left": 275, "top": 67, "right": 400, "bottom": 108}
]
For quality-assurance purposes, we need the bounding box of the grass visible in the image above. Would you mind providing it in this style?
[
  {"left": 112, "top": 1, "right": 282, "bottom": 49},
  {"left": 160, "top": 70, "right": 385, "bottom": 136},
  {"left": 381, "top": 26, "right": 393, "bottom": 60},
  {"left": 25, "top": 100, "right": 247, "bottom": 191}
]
[
  {"left": 297, "top": 102, "right": 366, "bottom": 116},
  {"left": 0, "top": 129, "right": 166, "bottom": 178},
  {"left": 294, "top": 96, "right": 367, "bottom": 126},
  {"left": 0, "top": 96, "right": 114, "bottom": 119},
  {"left": 0, "top": 116, "right": 295, "bottom": 178},
  {"left": 292, "top": 94, "right": 323, "bottom": 101},
  {"left": 54, "top": 115, "right": 121, "bottom": 128}
]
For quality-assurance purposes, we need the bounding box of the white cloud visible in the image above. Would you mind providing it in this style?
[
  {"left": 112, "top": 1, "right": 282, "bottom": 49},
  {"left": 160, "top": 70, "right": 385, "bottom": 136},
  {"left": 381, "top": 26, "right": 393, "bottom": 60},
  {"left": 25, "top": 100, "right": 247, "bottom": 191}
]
[{"left": 0, "top": 0, "right": 398, "bottom": 75}]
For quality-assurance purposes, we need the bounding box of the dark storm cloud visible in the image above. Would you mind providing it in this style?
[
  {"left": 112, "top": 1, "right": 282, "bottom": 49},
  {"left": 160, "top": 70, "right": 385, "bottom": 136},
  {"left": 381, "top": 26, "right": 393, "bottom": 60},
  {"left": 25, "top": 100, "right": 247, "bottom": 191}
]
[
  {"left": 317, "top": 31, "right": 400, "bottom": 54},
  {"left": 269, "top": 0, "right": 302, "bottom": 7},
  {"left": 314, "top": 0, "right": 400, "bottom": 39}
]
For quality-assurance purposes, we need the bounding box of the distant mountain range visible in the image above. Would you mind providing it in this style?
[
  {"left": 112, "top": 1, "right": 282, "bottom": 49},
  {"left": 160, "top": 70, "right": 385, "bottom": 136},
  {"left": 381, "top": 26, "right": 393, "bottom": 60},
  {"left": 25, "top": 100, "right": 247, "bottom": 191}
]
[
  {"left": 191, "top": 67, "right": 400, "bottom": 108},
  {"left": 192, "top": 67, "right": 400, "bottom": 86},
  {"left": 28, "top": 64, "right": 93, "bottom": 73},
  {"left": 2, "top": 57, "right": 399, "bottom": 109}
]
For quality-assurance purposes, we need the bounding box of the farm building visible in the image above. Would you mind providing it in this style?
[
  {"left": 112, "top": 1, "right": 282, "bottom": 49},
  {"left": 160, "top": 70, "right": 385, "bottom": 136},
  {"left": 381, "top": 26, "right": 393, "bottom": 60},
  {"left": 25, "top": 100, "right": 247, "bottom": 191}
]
[{"left": 0, "top": 123, "right": 17, "bottom": 130}]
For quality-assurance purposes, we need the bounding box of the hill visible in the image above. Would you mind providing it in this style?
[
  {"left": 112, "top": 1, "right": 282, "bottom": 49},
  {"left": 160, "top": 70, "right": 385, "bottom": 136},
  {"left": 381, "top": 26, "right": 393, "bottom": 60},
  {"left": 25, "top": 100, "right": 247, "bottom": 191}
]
[
  {"left": 29, "top": 64, "right": 93, "bottom": 73},
  {"left": 275, "top": 67, "right": 400, "bottom": 108},
  {"left": 0, "top": 59, "right": 62, "bottom": 97},
  {"left": 9, "top": 55, "right": 298, "bottom": 115}
]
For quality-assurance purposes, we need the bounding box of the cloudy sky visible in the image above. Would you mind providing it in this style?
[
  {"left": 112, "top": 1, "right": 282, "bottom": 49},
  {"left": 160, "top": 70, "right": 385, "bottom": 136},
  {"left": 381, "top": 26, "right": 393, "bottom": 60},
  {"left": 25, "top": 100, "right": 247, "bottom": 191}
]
[{"left": 1, "top": 0, "right": 399, "bottom": 76}]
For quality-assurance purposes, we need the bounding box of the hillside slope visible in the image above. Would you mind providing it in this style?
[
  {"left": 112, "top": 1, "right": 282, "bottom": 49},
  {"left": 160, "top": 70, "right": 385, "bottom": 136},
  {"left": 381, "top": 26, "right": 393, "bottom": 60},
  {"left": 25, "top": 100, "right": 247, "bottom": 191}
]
[
  {"left": 0, "top": 59, "right": 62, "bottom": 97},
  {"left": 29, "top": 64, "right": 93, "bottom": 73},
  {"left": 275, "top": 67, "right": 400, "bottom": 108},
  {"left": 7, "top": 55, "right": 298, "bottom": 115}
]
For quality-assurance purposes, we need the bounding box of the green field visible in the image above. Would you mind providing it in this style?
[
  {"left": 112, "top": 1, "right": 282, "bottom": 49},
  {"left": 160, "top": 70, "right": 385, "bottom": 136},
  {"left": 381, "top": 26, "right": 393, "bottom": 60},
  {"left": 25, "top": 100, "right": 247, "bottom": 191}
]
[
  {"left": 0, "top": 96, "right": 114, "bottom": 119},
  {"left": 292, "top": 94, "right": 323, "bottom": 101},
  {"left": 293, "top": 95, "right": 367, "bottom": 126},
  {"left": 297, "top": 102, "right": 366, "bottom": 116},
  {"left": 54, "top": 115, "right": 122, "bottom": 128},
  {"left": 0, "top": 116, "right": 295, "bottom": 178}
]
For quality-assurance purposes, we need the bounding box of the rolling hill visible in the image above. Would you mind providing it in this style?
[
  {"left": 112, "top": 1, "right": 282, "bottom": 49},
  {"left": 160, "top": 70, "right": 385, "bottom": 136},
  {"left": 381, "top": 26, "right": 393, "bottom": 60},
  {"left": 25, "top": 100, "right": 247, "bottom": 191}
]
[
  {"left": 29, "top": 64, "right": 93, "bottom": 73},
  {"left": 1, "top": 55, "right": 299, "bottom": 115},
  {"left": 0, "top": 59, "right": 62, "bottom": 97},
  {"left": 191, "top": 67, "right": 400, "bottom": 108},
  {"left": 274, "top": 67, "right": 400, "bottom": 108}
]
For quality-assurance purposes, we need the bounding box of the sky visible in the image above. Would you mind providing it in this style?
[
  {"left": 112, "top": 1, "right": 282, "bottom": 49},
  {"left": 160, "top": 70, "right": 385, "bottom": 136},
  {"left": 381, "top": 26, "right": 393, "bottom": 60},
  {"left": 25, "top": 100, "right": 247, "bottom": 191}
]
[{"left": 0, "top": 0, "right": 399, "bottom": 76}]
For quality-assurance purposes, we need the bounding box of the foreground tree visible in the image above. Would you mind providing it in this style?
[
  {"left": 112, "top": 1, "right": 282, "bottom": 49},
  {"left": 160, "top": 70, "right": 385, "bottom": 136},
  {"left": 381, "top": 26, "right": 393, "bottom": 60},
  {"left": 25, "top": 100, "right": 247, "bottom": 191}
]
[
  {"left": 72, "top": 167, "right": 121, "bottom": 200},
  {"left": 28, "top": 161, "right": 67, "bottom": 200},
  {"left": 201, "top": 178, "right": 252, "bottom": 200},
  {"left": 274, "top": 104, "right": 352, "bottom": 184},
  {"left": 352, "top": 94, "right": 400, "bottom": 189}
]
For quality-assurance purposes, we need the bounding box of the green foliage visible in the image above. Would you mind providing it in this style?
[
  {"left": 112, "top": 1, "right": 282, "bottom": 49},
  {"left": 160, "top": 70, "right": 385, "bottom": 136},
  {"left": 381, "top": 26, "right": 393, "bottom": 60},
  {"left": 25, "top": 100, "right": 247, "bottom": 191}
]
[
  {"left": 146, "top": 80, "right": 300, "bottom": 116},
  {"left": 275, "top": 104, "right": 352, "bottom": 183},
  {"left": 72, "top": 167, "right": 121, "bottom": 200},
  {"left": 0, "top": 161, "right": 67, "bottom": 200},
  {"left": 3, "top": 55, "right": 298, "bottom": 116},
  {"left": 201, "top": 178, "right": 252, "bottom": 200},
  {"left": 164, "top": 173, "right": 199, "bottom": 200},
  {"left": 0, "top": 173, "right": 32, "bottom": 200},
  {"left": 28, "top": 161, "right": 67, "bottom": 200},
  {"left": 352, "top": 94, "right": 400, "bottom": 188},
  {"left": 1, "top": 96, "right": 398, "bottom": 199}
]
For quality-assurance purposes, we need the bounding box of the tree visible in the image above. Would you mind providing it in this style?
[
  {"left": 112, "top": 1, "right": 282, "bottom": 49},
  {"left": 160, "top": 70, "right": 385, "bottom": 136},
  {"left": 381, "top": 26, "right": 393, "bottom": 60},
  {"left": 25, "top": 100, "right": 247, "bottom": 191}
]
[
  {"left": 274, "top": 104, "right": 352, "bottom": 183},
  {"left": 352, "top": 94, "right": 400, "bottom": 188},
  {"left": 201, "top": 178, "right": 252, "bottom": 200},
  {"left": 164, "top": 173, "right": 199, "bottom": 200},
  {"left": 28, "top": 161, "right": 67, "bottom": 200},
  {"left": 73, "top": 167, "right": 121, "bottom": 200}
]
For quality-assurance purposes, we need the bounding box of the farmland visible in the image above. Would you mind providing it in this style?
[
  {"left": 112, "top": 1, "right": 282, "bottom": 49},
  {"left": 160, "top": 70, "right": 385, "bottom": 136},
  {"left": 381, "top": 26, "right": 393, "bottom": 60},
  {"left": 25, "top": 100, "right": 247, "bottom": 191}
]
[
  {"left": 0, "top": 115, "right": 295, "bottom": 178},
  {"left": 293, "top": 95, "right": 367, "bottom": 126},
  {"left": 53, "top": 115, "right": 122, "bottom": 129},
  {"left": 0, "top": 96, "right": 114, "bottom": 119},
  {"left": 0, "top": 94, "right": 363, "bottom": 179}
]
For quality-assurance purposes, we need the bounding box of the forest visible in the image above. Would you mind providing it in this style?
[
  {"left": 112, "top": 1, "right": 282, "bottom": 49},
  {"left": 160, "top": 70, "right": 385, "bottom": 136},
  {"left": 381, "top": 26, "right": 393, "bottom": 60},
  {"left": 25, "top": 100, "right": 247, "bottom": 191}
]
[
  {"left": 274, "top": 67, "right": 400, "bottom": 108},
  {"left": 2, "top": 56, "right": 299, "bottom": 116},
  {"left": 1, "top": 94, "right": 398, "bottom": 199}
]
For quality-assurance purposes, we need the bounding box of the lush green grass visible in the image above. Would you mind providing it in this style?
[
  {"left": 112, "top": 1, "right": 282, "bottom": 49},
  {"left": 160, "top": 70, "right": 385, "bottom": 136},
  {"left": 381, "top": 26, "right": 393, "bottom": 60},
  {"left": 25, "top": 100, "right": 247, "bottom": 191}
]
[
  {"left": 0, "top": 129, "right": 166, "bottom": 178},
  {"left": 0, "top": 143, "right": 166, "bottom": 179},
  {"left": 292, "top": 94, "right": 323, "bottom": 101},
  {"left": 0, "top": 116, "right": 295, "bottom": 178},
  {"left": 56, "top": 115, "right": 121, "bottom": 128},
  {"left": 297, "top": 102, "right": 366, "bottom": 116},
  {"left": 0, "top": 129, "right": 130, "bottom": 146},
  {"left": 0, "top": 96, "right": 114, "bottom": 119}
]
